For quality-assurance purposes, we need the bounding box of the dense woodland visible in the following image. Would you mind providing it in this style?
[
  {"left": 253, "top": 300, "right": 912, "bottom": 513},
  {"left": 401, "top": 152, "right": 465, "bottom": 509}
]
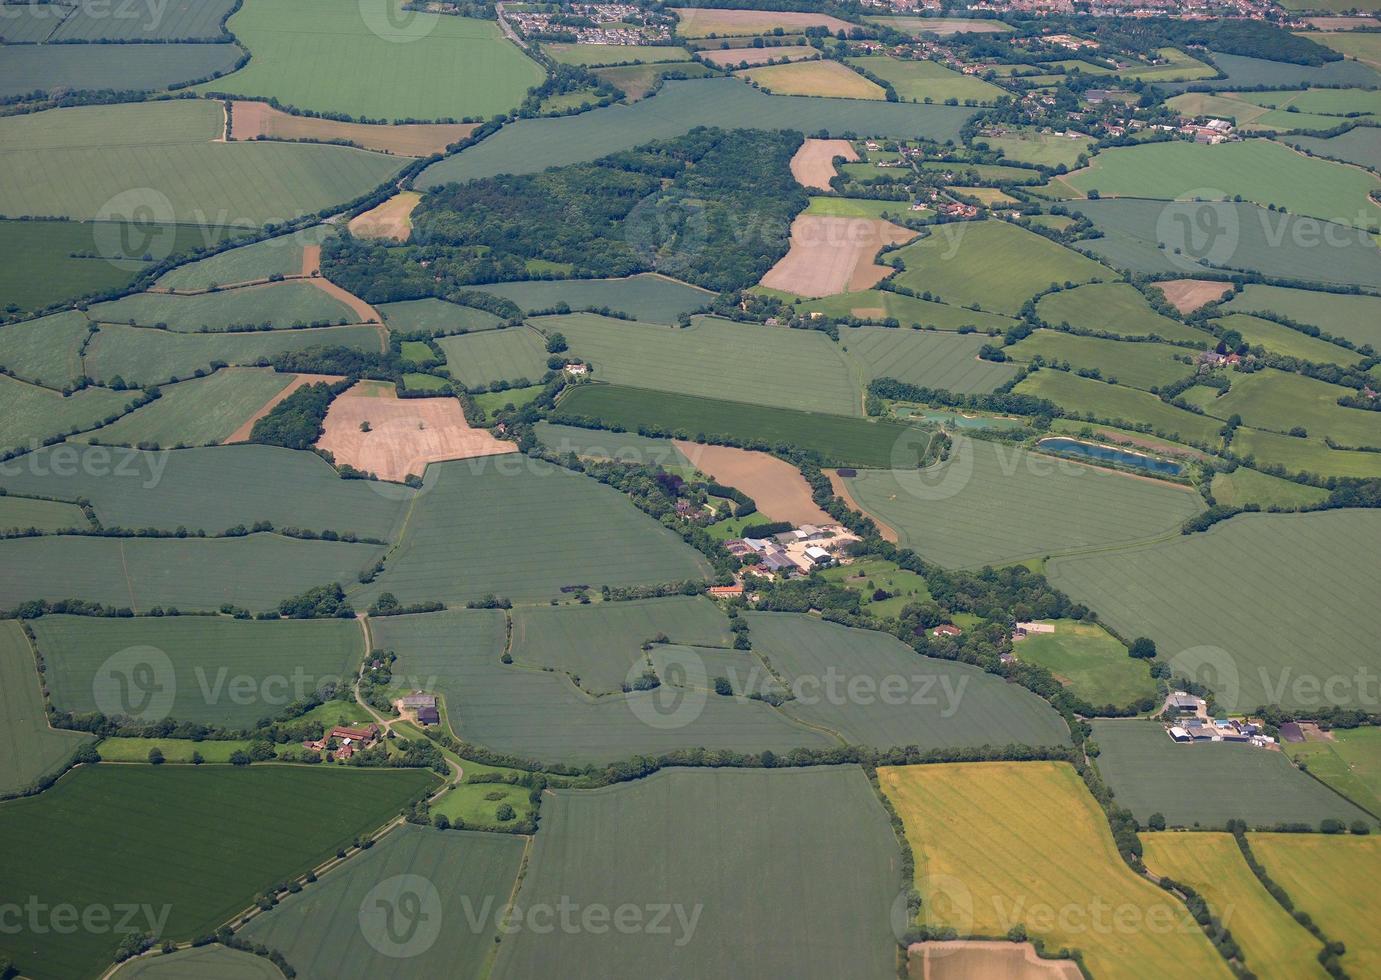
[{"left": 323, "top": 127, "right": 809, "bottom": 301}]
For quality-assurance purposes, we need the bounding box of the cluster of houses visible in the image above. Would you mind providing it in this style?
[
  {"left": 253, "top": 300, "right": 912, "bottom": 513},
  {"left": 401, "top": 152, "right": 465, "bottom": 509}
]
[
  {"left": 1164, "top": 692, "right": 1276, "bottom": 748},
  {"left": 1179, "top": 117, "right": 1235, "bottom": 145},
  {"left": 303, "top": 723, "right": 380, "bottom": 760},
  {"left": 725, "top": 523, "right": 859, "bottom": 579},
  {"left": 508, "top": 3, "right": 669, "bottom": 44}
]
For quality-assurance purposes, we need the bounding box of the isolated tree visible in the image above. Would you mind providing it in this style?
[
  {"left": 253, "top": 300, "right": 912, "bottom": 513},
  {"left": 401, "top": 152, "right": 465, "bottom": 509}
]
[
  {"left": 1129, "top": 637, "right": 1157, "bottom": 660},
  {"left": 147, "top": 747, "right": 165, "bottom": 766}
]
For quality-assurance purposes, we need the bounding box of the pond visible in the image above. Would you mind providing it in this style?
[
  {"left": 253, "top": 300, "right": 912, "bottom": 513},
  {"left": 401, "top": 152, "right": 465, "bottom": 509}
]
[
  {"left": 1036, "top": 437, "right": 1184, "bottom": 477},
  {"left": 896, "top": 407, "right": 1027, "bottom": 430}
]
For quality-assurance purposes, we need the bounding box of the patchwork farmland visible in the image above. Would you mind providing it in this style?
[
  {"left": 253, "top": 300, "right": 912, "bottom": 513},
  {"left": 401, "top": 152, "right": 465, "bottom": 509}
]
[{"left": 2, "top": 8, "right": 1378, "bottom": 979}]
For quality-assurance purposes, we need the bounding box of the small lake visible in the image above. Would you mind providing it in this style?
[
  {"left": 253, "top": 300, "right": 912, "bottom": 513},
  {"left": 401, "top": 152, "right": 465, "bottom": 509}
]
[
  {"left": 1036, "top": 437, "right": 1184, "bottom": 477},
  {"left": 898, "top": 408, "right": 1027, "bottom": 431}
]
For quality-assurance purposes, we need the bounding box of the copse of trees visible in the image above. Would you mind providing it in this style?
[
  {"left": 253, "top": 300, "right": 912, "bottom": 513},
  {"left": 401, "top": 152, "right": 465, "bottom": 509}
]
[{"left": 248, "top": 380, "right": 348, "bottom": 450}]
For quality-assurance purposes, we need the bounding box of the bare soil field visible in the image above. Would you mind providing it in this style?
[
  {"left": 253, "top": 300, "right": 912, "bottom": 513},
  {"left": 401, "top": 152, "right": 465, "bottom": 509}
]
[
  {"left": 741, "top": 60, "right": 886, "bottom": 100},
  {"left": 674, "top": 440, "right": 832, "bottom": 526},
  {"left": 315, "top": 383, "right": 515, "bottom": 482},
  {"left": 759, "top": 214, "right": 916, "bottom": 297},
  {"left": 225, "top": 373, "right": 345, "bottom": 443},
  {"left": 1155, "top": 279, "right": 1232, "bottom": 314},
  {"left": 671, "top": 7, "right": 855, "bottom": 37},
  {"left": 347, "top": 192, "right": 421, "bottom": 243},
  {"left": 311, "top": 278, "right": 383, "bottom": 327},
  {"left": 908, "top": 942, "right": 1084, "bottom": 980},
  {"left": 230, "top": 101, "right": 476, "bottom": 156},
  {"left": 790, "top": 137, "right": 859, "bottom": 191},
  {"left": 827, "top": 469, "right": 898, "bottom": 542},
  {"left": 700, "top": 45, "right": 819, "bottom": 68},
  {"left": 1304, "top": 16, "right": 1378, "bottom": 28},
  {"left": 301, "top": 244, "right": 321, "bottom": 277}
]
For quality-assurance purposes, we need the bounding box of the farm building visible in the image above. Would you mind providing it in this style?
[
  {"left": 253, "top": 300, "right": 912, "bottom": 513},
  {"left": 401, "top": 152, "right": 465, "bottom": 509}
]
[
  {"left": 707, "top": 584, "right": 745, "bottom": 599},
  {"left": 399, "top": 693, "right": 436, "bottom": 710},
  {"left": 1167, "top": 692, "right": 1203, "bottom": 714},
  {"left": 416, "top": 706, "right": 440, "bottom": 726},
  {"left": 932, "top": 623, "right": 963, "bottom": 638}
]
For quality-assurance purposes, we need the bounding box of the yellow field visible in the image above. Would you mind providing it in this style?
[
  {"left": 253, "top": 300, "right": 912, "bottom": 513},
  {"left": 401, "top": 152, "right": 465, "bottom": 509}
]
[
  {"left": 740, "top": 61, "right": 886, "bottom": 100},
  {"left": 1140, "top": 833, "right": 1328, "bottom": 980},
  {"left": 878, "top": 762, "right": 1231, "bottom": 980},
  {"left": 1248, "top": 833, "right": 1381, "bottom": 979}
]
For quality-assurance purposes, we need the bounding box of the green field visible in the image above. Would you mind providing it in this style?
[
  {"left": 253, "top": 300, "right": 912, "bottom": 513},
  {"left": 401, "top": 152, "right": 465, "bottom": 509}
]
[
  {"left": 0, "top": 310, "right": 91, "bottom": 388},
  {"left": 0, "top": 532, "right": 383, "bottom": 613},
  {"left": 0, "top": 42, "right": 243, "bottom": 100},
  {"left": 0, "top": 219, "right": 242, "bottom": 316},
  {"left": 881, "top": 761, "right": 1230, "bottom": 980},
  {"left": 590, "top": 60, "right": 716, "bottom": 100},
  {"left": 492, "top": 767, "right": 901, "bottom": 980},
  {"left": 472, "top": 384, "right": 545, "bottom": 415},
  {"left": 95, "top": 737, "right": 257, "bottom": 763},
  {"left": 1067, "top": 139, "right": 1381, "bottom": 230},
  {"left": 198, "top": 0, "right": 542, "bottom": 119},
  {"left": 846, "top": 55, "right": 1008, "bottom": 103},
  {"left": 1208, "top": 369, "right": 1379, "bottom": 448},
  {"left": 84, "top": 323, "right": 380, "bottom": 386},
  {"left": 842, "top": 438, "right": 1203, "bottom": 569},
  {"left": 1290, "top": 125, "right": 1381, "bottom": 174},
  {"left": 1047, "top": 511, "right": 1381, "bottom": 712},
  {"left": 94, "top": 281, "right": 355, "bottom": 331},
  {"left": 1213, "top": 313, "right": 1363, "bottom": 368},
  {"left": 1248, "top": 834, "right": 1381, "bottom": 979},
  {"left": 1036, "top": 282, "right": 1209, "bottom": 342},
  {"left": 1015, "top": 369, "right": 1226, "bottom": 446},
  {"left": 746, "top": 613, "right": 1070, "bottom": 748},
  {"left": 473, "top": 274, "right": 715, "bottom": 322},
  {"left": 1221, "top": 284, "right": 1381, "bottom": 350},
  {"left": 1015, "top": 619, "right": 1158, "bottom": 708},
  {"left": 545, "top": 43, "right": 691, "bottom": 66},
  {"left": 839, "top": 327, "right": 1020, "bottom": 393},
  {"left": 1308, "top": 30, "right": 1381, "bottom": 69},
  {"left": 1232, "top": 425, "right": 1381, "bottom": 480},
  {"left": 50, "top": 0, "right": 235, "bottom": 39},
  {"left": 0, "top": 622, "right": 91, "bottom": 796},
  {"left": 554, "top": 384, "right": 932, "bottom": 468},
  {"left": 77, "top": 369, "right": 295, "bottom": 447},
  {"left": 417, "top": 77, "right": 974, "bottom": 184},
  {"left": 435, "top": 325, "right": 551, "bottom": 390},
  {"left": 239, "top": 823, "right": 524, "bottom": 978},
  {"left": 1209, "top": 466, "right": 1329, "bottom": 510},
  {"left": 984, "top": 128, "right": 1093, "bottom": 169},
  {"left": 1140, "top": 832, "right": 1329, "bottom": 980},
  {"left": 1113, "top": 46, "right": 1216, "bottom": 83},
  {"left": 111, "top": 944, "right": 282, "bottom": 979},
  {"left": 0, "top": 764, "right": 435, "bottom": 980},
  {"left": 0, "top": 101, "right": 404, "bottom": 226},
  {"left": 0, "top": 375, "right": 142, "bottom": 456},
  {"left": 1092, "top": 720, "right": 1372, "bottom": 829},
  {"left": 34, "top": 615, "right": 364, "bottom": 729},
  {"left": 1006, "top": 330, "right": 1197, "bottom": 391},
  {"left": 377, "top": 297, "right": 504, "bottom": 334},
  {"left": 795, "top": 289, "right": 1015, "bottom": 332},
  {"left": 534, "top": 421, "right": 688, "bottom": 468},
  {"left": 0, "top": 443, "right": 412, "bottom": 539},
  {"left": 891, "top": 220, "right": 1111, "bottom": 315},
  {"left": 510, "top": 596, "right": 732, "bottom": 694},
  {"left": 1072, "top": 197, "right": 1381, "bottom": 288},
  {"left": 865, "top": 15, "right": 1014, "bottom": 35},
  {"left": 1284, "top": 727, "right": 1381, "bottom": 818},
  {"left": 430, "top": 770, "right": 537, "bottom": 827},
  {"left": 816, "top": 556, "right": 930, "bottom": 618},
  {"left": 356, "top": 457, "right": 710, "bottom": 607},
  {"left": 535, "top": 313, "right": 863, "bottom": 415},
  {"left": 0, "top": 495, "right": 87, "bottom": 532},
  {"left": 369, "top": 609, "right": 834, "bottom": 765},
  {"left": 803, "top": 197, "right": 920, "bottom": 220}
]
